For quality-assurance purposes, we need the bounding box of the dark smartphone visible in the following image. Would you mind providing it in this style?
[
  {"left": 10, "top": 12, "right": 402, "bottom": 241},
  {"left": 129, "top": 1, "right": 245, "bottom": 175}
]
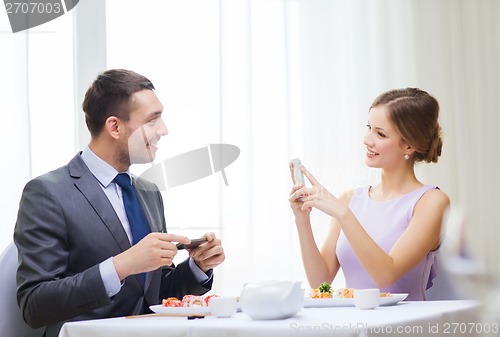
[{"left": 176, "top": 237, "right": 208, "bottom": 250}]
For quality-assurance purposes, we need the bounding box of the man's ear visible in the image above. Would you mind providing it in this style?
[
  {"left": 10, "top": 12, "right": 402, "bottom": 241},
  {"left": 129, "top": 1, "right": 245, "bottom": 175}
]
[{"left": 104, "top": 116, "right": 120, "bottom": 140}]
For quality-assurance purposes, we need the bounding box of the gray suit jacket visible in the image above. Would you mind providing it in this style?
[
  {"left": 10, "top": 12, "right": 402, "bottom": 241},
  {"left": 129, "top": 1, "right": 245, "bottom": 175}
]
[{"left": 14, "top": 153, "right": 211, "bottom": 337}]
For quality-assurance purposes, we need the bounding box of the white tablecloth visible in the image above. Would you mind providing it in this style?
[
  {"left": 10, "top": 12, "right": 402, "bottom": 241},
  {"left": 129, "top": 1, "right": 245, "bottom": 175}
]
[{"left": 59, "top": 300, "right": 484, "bottom": 337}]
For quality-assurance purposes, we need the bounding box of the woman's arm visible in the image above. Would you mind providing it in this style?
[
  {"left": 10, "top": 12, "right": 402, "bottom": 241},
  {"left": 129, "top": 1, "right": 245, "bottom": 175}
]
[
  {"left": 294, "top": 211, "right": 342, "bottom": 288},
  {"left": 337, "top": 189, "right": 448, "bottom": 287},
  {"left": 289, "top": 164, "right": 351, "bottom": 288},
  {"left": 293, "top": 166, "right": 450, "bottom": 288}
]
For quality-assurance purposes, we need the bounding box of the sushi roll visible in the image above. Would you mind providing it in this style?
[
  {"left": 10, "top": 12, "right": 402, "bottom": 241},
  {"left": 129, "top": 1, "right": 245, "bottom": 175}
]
[
  {"left": 182, "top": 295, "right": 206, "bottom": 307},
  {"left": 162, "top": 297, "right": 182, "bottom": 307}
]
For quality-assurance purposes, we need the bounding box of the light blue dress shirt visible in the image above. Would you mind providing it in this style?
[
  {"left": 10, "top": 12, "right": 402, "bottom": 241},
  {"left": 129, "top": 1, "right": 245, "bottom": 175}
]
[{"left": 80, "top": 147, "right": 209, "bottom": 297}]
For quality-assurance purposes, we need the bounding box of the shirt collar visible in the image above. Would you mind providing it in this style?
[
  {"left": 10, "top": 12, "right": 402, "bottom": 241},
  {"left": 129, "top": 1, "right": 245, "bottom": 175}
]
[{"left": 81, "top": 146, "right": 129, "bottom": 188}]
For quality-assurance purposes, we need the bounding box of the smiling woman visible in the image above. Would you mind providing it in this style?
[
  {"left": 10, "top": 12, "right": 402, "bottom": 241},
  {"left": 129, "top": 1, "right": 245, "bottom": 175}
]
[{"left": 289, "top": 88, "right": 449, "bottom": 301}]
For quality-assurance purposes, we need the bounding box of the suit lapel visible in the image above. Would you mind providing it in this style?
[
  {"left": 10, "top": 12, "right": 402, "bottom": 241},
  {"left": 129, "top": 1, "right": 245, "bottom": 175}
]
[
  {"left": 69, "top": 154, "right": 164, "bottom": 292},
  {"left": 69, "top": 155, "right": 131, "bottom": 253}
]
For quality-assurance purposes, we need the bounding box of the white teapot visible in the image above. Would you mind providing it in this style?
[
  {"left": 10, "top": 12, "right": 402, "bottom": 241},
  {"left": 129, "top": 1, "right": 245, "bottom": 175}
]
[{"left": 239, "top": 281, "right": 304, "bottom": 320}]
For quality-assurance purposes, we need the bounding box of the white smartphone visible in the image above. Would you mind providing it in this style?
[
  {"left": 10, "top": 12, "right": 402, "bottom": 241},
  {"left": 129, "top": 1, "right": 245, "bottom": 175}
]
[{"left": 291, "top": 158, "right": 305, "bottom": 186}]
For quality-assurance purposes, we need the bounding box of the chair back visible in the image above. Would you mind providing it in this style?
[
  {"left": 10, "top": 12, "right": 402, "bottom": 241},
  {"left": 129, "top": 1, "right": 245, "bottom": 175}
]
[{"left": 0, "top": 242, "right": 44, "bottom": 337}]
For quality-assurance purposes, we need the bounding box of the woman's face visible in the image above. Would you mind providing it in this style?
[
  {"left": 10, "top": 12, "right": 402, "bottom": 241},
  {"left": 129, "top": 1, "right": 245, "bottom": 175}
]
[{"left": 363, "top": 105, "right": 408, "bottom": 169}]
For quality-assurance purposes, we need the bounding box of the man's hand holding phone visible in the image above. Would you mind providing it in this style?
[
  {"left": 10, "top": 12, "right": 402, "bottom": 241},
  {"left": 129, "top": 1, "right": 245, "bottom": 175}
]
[
  {"left": 184, "top": 233, "right": 225, "bottom": 273},
  {"left": 176, "top": 237, "right": 208, "bottom": 250}
]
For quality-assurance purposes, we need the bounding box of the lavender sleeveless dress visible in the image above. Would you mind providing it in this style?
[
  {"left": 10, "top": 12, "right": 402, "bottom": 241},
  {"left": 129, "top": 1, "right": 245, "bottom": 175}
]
[{"left": 336, "top": 185, "right": 438, "bottom": 300}]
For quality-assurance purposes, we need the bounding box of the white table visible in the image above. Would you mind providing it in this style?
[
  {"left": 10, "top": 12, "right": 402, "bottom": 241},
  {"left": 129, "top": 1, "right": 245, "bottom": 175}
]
[{"left": 59, "top": 300, "right": 485, "bottom": 337}]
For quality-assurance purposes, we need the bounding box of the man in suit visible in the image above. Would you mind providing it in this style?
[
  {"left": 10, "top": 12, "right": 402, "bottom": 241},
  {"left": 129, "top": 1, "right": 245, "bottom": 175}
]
[{"left": 14, "top": 69, "right": 225, "bottom": 337}]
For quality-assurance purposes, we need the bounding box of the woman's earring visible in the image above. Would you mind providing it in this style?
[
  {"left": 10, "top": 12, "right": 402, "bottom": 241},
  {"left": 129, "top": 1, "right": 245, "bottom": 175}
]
[{"left": 404, "top": 154, "right": 410, "bottom": 160}]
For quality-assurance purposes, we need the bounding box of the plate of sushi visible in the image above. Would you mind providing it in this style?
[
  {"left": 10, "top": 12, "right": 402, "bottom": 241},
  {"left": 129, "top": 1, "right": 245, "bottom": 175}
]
[{"left": 150, "top": 294, "right": 219, "bottom": 316}]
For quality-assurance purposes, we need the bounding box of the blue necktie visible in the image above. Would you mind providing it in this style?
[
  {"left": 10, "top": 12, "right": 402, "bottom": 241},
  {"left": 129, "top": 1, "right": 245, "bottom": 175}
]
[{"left": 114, "top": 173, "right": 150, "bottom": 286}]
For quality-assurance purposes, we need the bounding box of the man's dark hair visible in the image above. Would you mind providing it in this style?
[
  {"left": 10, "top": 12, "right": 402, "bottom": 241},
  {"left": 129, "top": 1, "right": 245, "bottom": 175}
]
[{"left": 82, "top": 69, "right": 155, "bottom": 137}]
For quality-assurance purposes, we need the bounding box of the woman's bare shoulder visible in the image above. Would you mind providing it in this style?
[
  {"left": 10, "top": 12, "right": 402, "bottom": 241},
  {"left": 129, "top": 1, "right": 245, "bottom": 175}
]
[
  {"left": 423, "top": 188, "right": 450, "bottom": 203},
  {"left": 416, "top": 187, "right": 450, "bottom": 212}
]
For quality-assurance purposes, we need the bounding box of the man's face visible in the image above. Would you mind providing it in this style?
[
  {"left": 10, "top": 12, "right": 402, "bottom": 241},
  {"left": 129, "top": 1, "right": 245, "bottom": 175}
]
[{"left": 121, "top": 89, "right": 168, "bottom": 165}]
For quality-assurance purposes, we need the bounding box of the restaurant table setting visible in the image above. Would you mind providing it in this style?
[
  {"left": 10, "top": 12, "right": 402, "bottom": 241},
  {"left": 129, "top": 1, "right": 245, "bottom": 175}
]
[{"left": 58, "top": 281, "right": 484, "bottom": 337}]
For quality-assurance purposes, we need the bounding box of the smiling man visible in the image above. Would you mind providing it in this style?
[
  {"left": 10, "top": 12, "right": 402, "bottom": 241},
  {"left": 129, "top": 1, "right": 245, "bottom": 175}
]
[{"left": 14, "top": 69, "right": 225, "bottom": 337}]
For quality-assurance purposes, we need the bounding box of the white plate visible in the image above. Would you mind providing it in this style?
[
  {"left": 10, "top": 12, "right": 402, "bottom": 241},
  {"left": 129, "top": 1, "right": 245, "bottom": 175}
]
[
  {"left": 150, "top": 305, "right": 211, "bottom": 316},
  {"left": 303, "top": 293, "right": 408, "bottom": 308}
]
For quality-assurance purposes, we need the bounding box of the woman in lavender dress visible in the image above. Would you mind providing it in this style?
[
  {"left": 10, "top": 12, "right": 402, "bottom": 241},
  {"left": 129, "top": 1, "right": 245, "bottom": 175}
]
[{"left": 289, "top": 88, "right": 449, "bottom": 300}]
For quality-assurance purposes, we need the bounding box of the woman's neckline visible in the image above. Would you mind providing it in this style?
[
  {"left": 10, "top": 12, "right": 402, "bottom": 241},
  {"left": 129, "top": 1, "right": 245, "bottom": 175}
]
[{"left": 367, "top": 184, "right": 427, "bottom": 202}]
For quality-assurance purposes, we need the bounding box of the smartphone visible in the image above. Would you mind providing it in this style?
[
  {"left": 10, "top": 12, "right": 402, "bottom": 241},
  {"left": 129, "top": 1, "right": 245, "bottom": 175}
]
[
  {"left": 291, "top": 158, "right": 305, "bottom": 185},
  {"left": 176, "top": 237, "right": 208, "bottom": 250},
  {"left": 291, "top": 158, "right": 305, "bottom": 202}
]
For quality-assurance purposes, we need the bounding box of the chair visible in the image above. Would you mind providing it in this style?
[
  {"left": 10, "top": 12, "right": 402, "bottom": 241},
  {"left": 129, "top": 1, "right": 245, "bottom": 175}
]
[{"left": 0, "top": 242, "right": 44, "bottom": 337}]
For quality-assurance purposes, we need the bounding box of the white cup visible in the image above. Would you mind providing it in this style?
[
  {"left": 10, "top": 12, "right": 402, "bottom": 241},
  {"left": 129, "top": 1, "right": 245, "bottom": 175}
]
[
  {"left": 353, "top": 289, "right": 380, "bottom": 310},
  {"left": 209, "top": 297, "right": 238, "bottom": 318}
]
